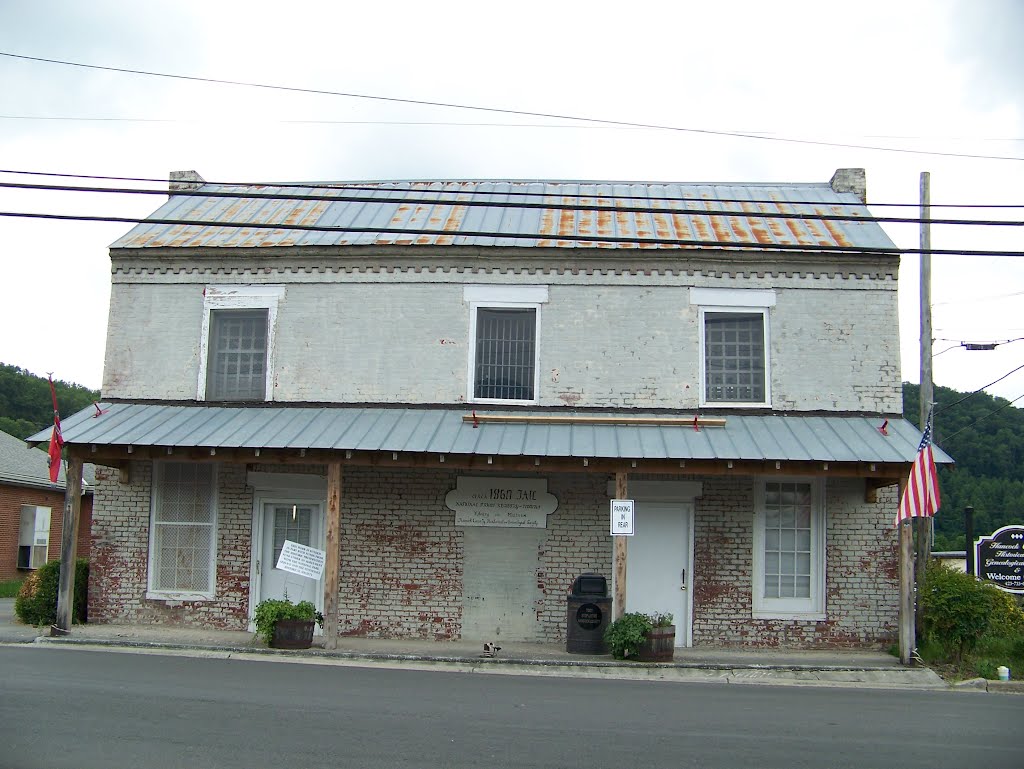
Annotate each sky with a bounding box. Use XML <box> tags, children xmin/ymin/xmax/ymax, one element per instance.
<box><xmin>1</xmin><ymin>0</ymin><xmax>1021</xmax><ymax>414</ymax></box>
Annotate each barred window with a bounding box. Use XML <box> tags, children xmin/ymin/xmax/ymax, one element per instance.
<box><xmin>704</xmin><ymin>311</ymin><xmax>767</xmax><ymax>404</ymax></box>
<box><xmin>473</xmin><ymin>308</ymin><xmax>537</xmax><ymax>401</ymax></box>
<box><xmin>206</xmin><ymin>309</ymin><xmax>268</xmax><ymax>401</ymax></box>
<box><xmin>149</xmin><ymin>463</ymin><xmax>216</xmax><ymax>596</ymax></box>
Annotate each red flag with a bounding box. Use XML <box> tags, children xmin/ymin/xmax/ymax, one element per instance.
<box><xmin>896</xmin><ymin>411</ymin><xmax>940</xmax><ymax>526</ymax></box>
<box><xmin>47</xmin><ymin>375</ymin><xmax>64</xmax><ymax>484</ymax></box>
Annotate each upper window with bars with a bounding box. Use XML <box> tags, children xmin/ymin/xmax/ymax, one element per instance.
<box><xmin>197</xmin><ymin>285</ymin><xmax>283</xmax><ymax>402</ymax></box>
<box><xmin>465</xmin><ymin>285</ymin><xmax>547</xmax><ymax>404</ymax></box>
<box><xmin>473</xmin><ymin>308</ymin><xmax>537</xmax><ymax>401</ymax></box>
<box><xmin>703</xmin><ymin>310</ymin><xmax>768</xmax><ymax>405</ymax></box>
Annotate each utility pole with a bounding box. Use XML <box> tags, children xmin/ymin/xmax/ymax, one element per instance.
<box><xmin>916</xmin><ymin>171</ymin><xmax>933</xmax><ymax>640</ymax></box>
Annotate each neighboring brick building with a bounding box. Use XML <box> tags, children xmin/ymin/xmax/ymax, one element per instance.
<box><xmin>43</xmin><ymin>169</ymin><xmax>950</xmax><ymax>649</ymax></box>
<box><xmin>0</xmin><ymin>430</ymin><xmax>93</xmax><ymax>581</ymax></box>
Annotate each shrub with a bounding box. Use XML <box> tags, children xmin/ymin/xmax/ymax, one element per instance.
<box><xmin>604</xmin><ymin>612</ymin><xmax>652</xmax><ymax>660</ymax></box>
<box><xmin>14</xmin><ymin>559</ymin><xmax>89</xmax><ymax>626</ymax></box>
<box><xmin>919</xmin><ymin>561</ymin><xmax>1004</xmax><ymax>662</ymax></box>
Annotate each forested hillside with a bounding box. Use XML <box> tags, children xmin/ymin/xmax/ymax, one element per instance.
<box><xmin>903</xmin><ymin>382</ymin><xmax>1024</xmax><ymax>550</ymax></box>
<box><xmin>0</xmin><ymin>364</ymin><xmax>100</xmax><ymax>440</ymax></box>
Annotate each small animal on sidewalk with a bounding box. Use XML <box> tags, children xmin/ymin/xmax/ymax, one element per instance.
<box><xmin>479</xmin><ymin>642</ymin><xmax>502</xmax><ymax>658</ymax></box>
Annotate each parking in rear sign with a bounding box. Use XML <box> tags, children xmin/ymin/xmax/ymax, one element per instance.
<box><xmin>610</xmin><ymin>499</ymin><xmax>635</xmax><ymax>536</ymax></box>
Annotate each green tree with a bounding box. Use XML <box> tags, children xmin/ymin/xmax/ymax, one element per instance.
<box><xmin>0</xmin><ymin>364</ymin><xmax>99</xmax><ymax>440</ymax></box>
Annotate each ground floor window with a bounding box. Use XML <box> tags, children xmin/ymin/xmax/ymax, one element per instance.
<box><xmin>17</xmin><ymin>505</ymin><xmax>51</xmax><ymax>569</ymax></box>
<box><xmin>148</xmin><ymin>462</ymin><xmax>217</xmax><ymax>599</ymax></box>
<box><xmin>752</xmin><ymin>478</ymin><xmax>825</xmax><ymax>619</ymax></box>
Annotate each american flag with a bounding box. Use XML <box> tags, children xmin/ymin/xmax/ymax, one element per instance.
<box><xmin>896</xmin><ymin>412</ymin><xmax>941</xmax><ymax>526</ymax></box>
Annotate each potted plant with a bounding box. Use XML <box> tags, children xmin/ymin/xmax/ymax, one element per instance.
<box><xmin>604</xmin><ymin>611</ymin><xmax>675</xmax><ymax>661</ymax></box>
<box><xmin>253</xmin><ymin>598</ymin><xmax>324</xmax><ymax>649</ymax></box>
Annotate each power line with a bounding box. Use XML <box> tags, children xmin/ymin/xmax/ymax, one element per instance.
<box><xmin>3</xmin><ymin>179</ymin><xmax>1022</xmax><ymax>229</ymax></box>
<box><xmin>941</xmin><ymin>393</ymin><xmax>1024</xmax><ymax>440</ymax></box>
<box><xmin>3</xmin><ymin>209</ymin><xmax>1024</xmax><ymax>257</ymax></box>
<box><xmin>3</xmin><ymin>51</ymin><xmax>1022</xmax><ymax>164</ymax></box>
<box><xmin>935</xmin><ymin>362</ymin><xmax>1024</xmax><ymax>415</ymax></box>
<box><xmin>4</xmin><ymin>113</ymin><xmax>1023</xmax><ymax>143</ymax></box>
<box><xmin>4</xmin><ymin>168</ymin><xmax>1023</xmax><ymax>210</ymax></box>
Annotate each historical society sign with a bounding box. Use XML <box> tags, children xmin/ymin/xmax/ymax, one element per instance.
<box><xmin>976</xmin><ymin>525</ymin><xmax>1024</xmax><ymax>594</ymax></box>
<box><xmin>445</xmin><ymin>476</ymin><xmax>559</xmax><ymax>528</ymax></box>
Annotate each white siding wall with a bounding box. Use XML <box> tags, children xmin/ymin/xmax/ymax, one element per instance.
<box><xmin>103</xmin><ymin>262</ymin><xmax>901</xmax><ymax>413</ymax></box>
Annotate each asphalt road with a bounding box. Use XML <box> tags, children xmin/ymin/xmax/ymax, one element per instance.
<box><xmin>0</xmin><ymin>646</ymin><xmax>1017</xmax><ymax>769</ymax></box>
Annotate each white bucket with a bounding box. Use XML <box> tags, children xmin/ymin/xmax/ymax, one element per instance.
<box><xmin>997</xmin><ymin>665</ymin><xmax>1010</xmax><ymax>681</ymax></box>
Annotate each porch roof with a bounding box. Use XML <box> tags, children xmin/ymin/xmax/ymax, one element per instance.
<box><xmin>34</xmin><ymin>403</ymin><xmax>952</xmax><ymax>466</ymax></box>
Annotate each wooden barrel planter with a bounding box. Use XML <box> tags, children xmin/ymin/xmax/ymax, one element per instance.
<box><xmin>270</xmin><ymin>619</ymin><xmax>315</xmax><ymax>649</ymax></box>
<box><xmin>637</xmin><ymin>625</ymin><xmax>675</xmax><ymax>662</ymax></box>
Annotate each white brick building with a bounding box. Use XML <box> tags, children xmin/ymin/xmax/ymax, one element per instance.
<box><xmin>51</xmin><ymin>169</ymin><xmax>949</xmax><ymax>649</ymax></box>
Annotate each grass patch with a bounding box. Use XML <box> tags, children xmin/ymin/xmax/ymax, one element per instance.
<box><xmin>0</xmin><ymin>577</ymin><xmax>25</xmax><ymax>598</ymax></box>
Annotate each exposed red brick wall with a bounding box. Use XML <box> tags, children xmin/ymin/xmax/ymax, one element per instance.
<box><xmin>0</xmin><ymin>482</ymin><xmax>92</xmax><ymax>581</ymax></box>
<box><xmin>89</xmin><ymin>462</ymin><xmax>250</xmax><ymax>629</ymax></box>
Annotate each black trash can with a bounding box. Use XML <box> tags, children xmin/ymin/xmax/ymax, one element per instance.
<box><xmin>566</xmin><ymin>573</ymin><xmax>611</xmax><ymax>654</ymax></box>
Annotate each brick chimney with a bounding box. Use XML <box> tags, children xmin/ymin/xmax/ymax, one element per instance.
<box><xmin>169</xmin><ymin>170</ymin><xmax>206</xmax><ymax>192</ymax></box>
<box><xmin>830</xmin><ymin>168</ymin><xmax>866</xmax><ymax>203</ymax></box>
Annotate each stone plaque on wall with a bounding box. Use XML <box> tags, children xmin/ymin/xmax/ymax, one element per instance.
<box><xmin>445</xmin><ymin>476</ymin><xmax>558</xmax><ymax>528</ymax></box>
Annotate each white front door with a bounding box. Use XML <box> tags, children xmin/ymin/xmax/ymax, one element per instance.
<box><xmin>624</xmin><ymin>501</ymin><xmax>693</xmax><ymax>646</ymax></box>
<box><xmin>257</xmin><ymin>501</ymin><xmax>325</xmax><ymax>615</ymax></box>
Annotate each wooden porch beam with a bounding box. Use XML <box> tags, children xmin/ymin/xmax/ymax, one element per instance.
<box><xmin>898</xmin><ymin>477</ymin><xmax>915</xmax><ymax>666</ymax></box>
<box><xmin>323</xmin><ymin>462</ymin><xmax>343</xmax><ymax>650</ymax></box>
<box><xmin>613</xmin><ymin>471</ymin><xmax>628</xmax><ymax>621</ymax></box>
<box><xmin>51</xmin><ymin>456</ymin><xmax>83</xmax><ymax>636</ymax></box>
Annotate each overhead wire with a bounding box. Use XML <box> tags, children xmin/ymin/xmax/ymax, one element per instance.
<box><xmin>941</xmin><ymin>393</ymin><xmax>1024</xmax><ymax>440</ymax></box>
<box><xmin>2</xmin><ymin>209</ymin><xmax>1023</xmax><ymax>257</ymax></box>
<box><xmin>2</xmin><ymin>179</ymin><xmax>1022</xmax><ymax>230</ymax></box>
<box><xmin>2</xmin><ymin>51</ymin><xmax>1022</xmax><ymax>163</ymax></box>
<box><xmin>935</xmin><ymin>362</ymin><xmax>1024</xmax><ymax>415</ymax></box>
<box><xmin>3</xmin><ymin>168</ymin><xmax>1023</xmax><ymax>210</ymax></box>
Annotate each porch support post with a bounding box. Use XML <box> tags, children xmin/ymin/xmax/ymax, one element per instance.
<box><xmin>323</xmin><ymin>461</ymin><xmax>343</xmax><ymax>650</ymax></box>
<box><xmin>898</xmin><ymin>478</ymin><xmax>915</xmax><ymax>666</ymax></box>
<box><xmin>51</xmin><ymin>455</ymin><xmax>83</xmax><ymax>636</ymax></box>
<box><xmin>613</xmin><ymin>470</ymin><xmax>628</xmax><ymax>620</ymax></box>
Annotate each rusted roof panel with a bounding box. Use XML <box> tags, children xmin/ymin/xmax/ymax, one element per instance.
<box><xmin>37</xmin><ymin>404</ymin><xmax>951</xmax><ymax>466</ymax></box>
<box><xmin>110</xmin><ymin>179</ymin><xmax>896</xmax><ymax>252</ymax></box>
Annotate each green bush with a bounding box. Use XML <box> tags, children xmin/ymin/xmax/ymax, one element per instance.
<box><xmin>604</xmin><ymin>612</ymin><xmax>652</xmax><ymax>660</ymax></box>
<box><xmin>919</xmin><ymin>561</ymin><xmax>1020</xmax><ymax>662</ymax></box>
<box><xmin>14</xmin><ymin>559</ymin><xmax>89</xmax><ymax>626</ymax></box>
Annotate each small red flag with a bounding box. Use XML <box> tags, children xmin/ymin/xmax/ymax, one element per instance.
<box><xmin>47</xmin><ymin>375</ymin><xmax>64</xmax><ymax>483</ymax></box>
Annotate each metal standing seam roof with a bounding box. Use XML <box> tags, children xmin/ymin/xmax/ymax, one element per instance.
<box><xmin>36</xmin><ymin>404</ymin><xmax>952</xmax><ymax>466</ymax></box>
<box><xmin>108</xmin><ymin>179</ymin><xmax>898</xmax><ymax>253</ymax></box>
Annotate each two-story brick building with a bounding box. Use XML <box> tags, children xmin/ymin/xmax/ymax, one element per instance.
<box><xmin>43</xmin><ymin>168</ymin><xmax>950</xmax><ymax>649</ymax></box>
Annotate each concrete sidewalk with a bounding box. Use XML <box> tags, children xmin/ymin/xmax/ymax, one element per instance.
<box><xmin>1</xmin><ymin>598</ymin><xmax>961</xmax><ymax>689</ymax></box>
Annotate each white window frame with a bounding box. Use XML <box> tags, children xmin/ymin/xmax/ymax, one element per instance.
<box><xmin>197</xmin><ymin>285</ymin><xmax>284</xmax><ymax>401</ymax></box>
<box><xmin>147</xmin><ymin>462</ymin><xmax>218</xmax><ymax>601</ymax></box>
<box><xmin>692</xmin><ymin>288</ymin><xmax>775</xmax><ymax>408</ymax></box>
<box><xmin>465</xmin><ymin>285</ymin><xmax>548</xmax><ymax>405</ymax></box>
<box><xmin>18</xmin><ymin>505</ymin><xmax>51</xmax><ymax>569</ymax></box>
<box><xmin>752</xmin><ymin>477</ymin><xmax>826</xmax><ymax>620</ymax></box>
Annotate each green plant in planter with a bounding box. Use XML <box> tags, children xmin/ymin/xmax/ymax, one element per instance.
<box><xmin>604</xmin><ymin>611</ymin><xmax>674</xmax><ymax>659</ymax></box>
<box><xmin>253</xmin><ymin>598</ymin><xmax>324</xmax><ymax>646</ymax></box>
